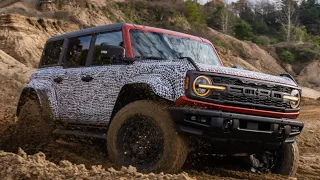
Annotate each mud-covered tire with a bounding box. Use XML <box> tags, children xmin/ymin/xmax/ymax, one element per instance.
<box><xmin>15</xmin><ymin>98</ymin><xmax>55</xmax><ymax>153</ymax></box>
<box><xmin>107</xmin><ymin>100</ymin><xmax>189</xmax><ymax>173</ymax></box>
<box><xmin>272</xmin><ymin>142</ymin><xmax>299</xmax><ymax>176</ymax></box>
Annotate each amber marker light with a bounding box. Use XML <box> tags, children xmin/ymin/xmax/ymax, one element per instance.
<box><xmin>185</xmin><ymin>76</ymin><xmax>189</xmax><ymax>90</ymax></box>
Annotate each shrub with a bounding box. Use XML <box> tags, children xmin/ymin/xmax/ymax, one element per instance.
<box><xmin>280</xmin><ymin>25</ymin><xmax>308</xmax><ymax>42</ymax></box>
<box><xmin>184</xmin><ymin>0</ymin><xmax>204</xmax><ymax>26</ymax></box>
<box><xmin>276</xmin><ymin>42</ymin><xmax>320</xmax><ymax>64</ymax></box>
<box><xmin>117</xmin><ymin>0</ymin><xmax>185</xmax><ymax>26</ymax></box>
<box><xmin>309</xmin><ymin>35</ymin><xmax>320</xmax><ymax>46</ymax></box>
<box><xmin>297</xmin><ymin>47</ymin><xmax>320</xmax><ymax>61</ymax></box>
<box><xmin>279</xmin><ymin>50</ymin><xmax>295</xmax><ymax>63</ymax></box>
<box><xmin>233</xmin><ymin>20</ymin><xmax>253</xmax><ymax>41</ymax></box>
<box><xmin>252</xmin><ymin>35</ymin><xmax>271</xmax><ymax>46</ymax></box>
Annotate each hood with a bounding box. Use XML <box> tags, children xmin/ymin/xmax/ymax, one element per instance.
<box><xmin>133</xmin><ymin>59</ymin><xmax>298</xmax><ymax>87</ymax></box>
<box><xmin>197</xmin><ymin>63</ymin><xmax>298</xmax><ymax>87</ymax></box>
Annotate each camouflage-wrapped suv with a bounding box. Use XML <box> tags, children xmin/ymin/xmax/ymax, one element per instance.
<box><xmin>16</xmin><ymin>23</ymin><xmax>303</xmax><ymax>175</ymax></box>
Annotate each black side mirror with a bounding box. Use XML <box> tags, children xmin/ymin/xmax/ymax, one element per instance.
<box><xmin>101</xmin><ymin>44</ymin><xmax>125</xmax><ymax>60</ymax></box>
<box><xmin>232</xmin><ymin>65</ymin><xmax>244</xmax><ymax>70</ymax></box>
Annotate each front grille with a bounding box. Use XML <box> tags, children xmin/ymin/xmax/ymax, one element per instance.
<box><xmin>207</xmin><ymin>75</ymin><xmax>293</xmax><ymax>111</ymax></box>
<box><xmin>210</xmin><ymin>76</ymin><xmax>292</xmax><ymax>93</ymax></box>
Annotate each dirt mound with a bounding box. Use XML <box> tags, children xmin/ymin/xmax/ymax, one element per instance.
<box><xmin>0</xmin><ymin>50</ymin><xmax>33</xmax><ymax>116</ymax></box>
<box><xmin>297</xmin><ymin>60</ymin><xmax>320</xmax><ymax>91</ymax></box>
<box><xmin>0</xmin><ymin>149</ymin><xmax>194</xmax><ymax>180</ymax></box>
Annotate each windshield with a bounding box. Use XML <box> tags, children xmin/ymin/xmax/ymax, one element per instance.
<box><xmin>129</xmin><ymin>29</ymin><xmax>221</xmax><ymax>66</ymax></box>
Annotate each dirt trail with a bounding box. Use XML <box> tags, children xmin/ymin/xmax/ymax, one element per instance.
<box><xmin>296</xmin><ymin>101</ymin><xmax>320</xmax><ymax>179</ymax></box>
<box><xmin>301</xmin><ymin>87</ymin><xmax>320</xmax><ymax>100</ymax></box>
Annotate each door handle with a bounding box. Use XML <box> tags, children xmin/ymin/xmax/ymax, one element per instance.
<box><xmin>81</xmin><ymin>75</ymin><xmax>93</xmax><ymax>82</ymax></box>
<box><xmin>53</xmin><ymin>77</ymin><xmax>63</xmax><ymax>83</ymax></box>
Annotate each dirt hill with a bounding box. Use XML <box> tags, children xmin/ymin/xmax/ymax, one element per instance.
<box><xmin>297</xmin><ymin>60</ymin><xmax>320</xmax><ymax>91</ymax></box>
<box><xmin>207</xmin><ymin>28</ymin><xmax>287</xmax><ymax>75</ymax></box>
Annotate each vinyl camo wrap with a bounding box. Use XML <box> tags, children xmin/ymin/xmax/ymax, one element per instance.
<box><xmin>24</xmin><ymin>60</ymin><xmax>297</xmax><ymax>125</ymax></box>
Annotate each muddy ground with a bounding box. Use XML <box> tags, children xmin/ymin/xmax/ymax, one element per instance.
<box><xmin>0</xmin><ymin>99</ymin><xmax>319</xmax><ymax>179</ymax></box>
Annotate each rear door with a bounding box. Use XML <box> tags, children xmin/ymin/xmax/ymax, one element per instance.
<box><xmin>55</xmin><ymin>31</ymin><xmax>124</xmax><ymax>125</ymax></box>
<box><xmin>55</xmin><ymin>34</ymin><xmax>95</xmax><ymax>123</ymax></box>
<box><xmin>32</xmin><ymin>39</ymin><xmax>65</xmax><ymax>121</ymax></box>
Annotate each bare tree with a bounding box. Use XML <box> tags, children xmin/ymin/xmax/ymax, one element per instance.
<box><xmin>278</xmin><ymin>0</ymin><xmax>299</xmax><ymax>42</ymax></box>
<box><xmin>219</xmin><ymin>0</ymin><xmax>232</xmax><ymax>34</ymax></box>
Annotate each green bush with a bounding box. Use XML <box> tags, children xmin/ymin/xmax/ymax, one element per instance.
<box><xmin>309</xmin><ymin>35</ymin><xmax>320</xmax><ymax>46</ymax></box>
<box><xmin>297</xmin><ymin>47</ymin><xmax>320</xmax><ymax>61</ymax></box>
<box><xmin>278</xmin><ymin>50</ymin><xmax>295</xmax><ymax>63</ymax></box>
<box><xmin>184</xmin><ymin>0</ymin><xmax>205</xmax><ymax>26</ymax></box>
<box><xmin>252</xmin><ymin>35</ymin><xmax>271</xmax><ymax>46</ymax></box>
<box><xmin>276</xmin><ymin>43</ymin><xmax>320</xmax><ymax>64</ymax></box>
<box><xmin>233</xmin><ymin>20</ymin><xmax>254</xmax><ymax>41</ymax></box>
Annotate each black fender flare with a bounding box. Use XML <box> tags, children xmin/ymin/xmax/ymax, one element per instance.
<box><xmin>16</xmin><ymin>87</ymin><xmax>53</xmax><ymax>119</ymax></box>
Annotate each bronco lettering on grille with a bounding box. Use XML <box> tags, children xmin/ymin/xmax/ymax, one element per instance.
<box><xmin>228</xmin><ymin>85</ymin><xmax>283</xmax><ymax>100</ymax></box>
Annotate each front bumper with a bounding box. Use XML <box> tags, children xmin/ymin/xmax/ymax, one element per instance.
<box><xmin>171</xmin><ymin>107</ymin><xmax>304</xmax><ymax>146</ymax></box>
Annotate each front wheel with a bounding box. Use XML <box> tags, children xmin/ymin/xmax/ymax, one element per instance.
<box><xmin>272</xmin><ymin>142</ymin><xmax>299</xmax><ymax>176</ymax></box>
<box><xmin>107</xmin><ymin>100</ymin><xmax>189</xmax><ymax>173</ymax></box>
<box><xmin>250</xmin><ymin>142</ymin><xmax>299</xmax><ymax>176</ymax></box>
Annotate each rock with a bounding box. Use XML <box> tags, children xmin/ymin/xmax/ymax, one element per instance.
<box><xmin>59</xmin><ymin>160</ymin><xmax>73</xmax><ymax>168</ymax></box>
<box><xmin>107</xmin><ymin>167</ymin><xmax>118</xmax><ymax>174</ymax></box>
<box><xmin>17</xmin><ymin>148</ymin><xmax>27</xmax><ymax>159</ymax></box>
<box><xmin>120</xmin><ymin>166</ymin><xmax>128</xmax><ymax>172</ymax></box>
<box><xmin>288</xmin><ymin>177</ymin><xmax>297</xmax><ymax>180</ymax></box>
<box><xmin>127</xmin><ymin>165</ymin><xmax>137</xmax><ymax>174</ymax></box>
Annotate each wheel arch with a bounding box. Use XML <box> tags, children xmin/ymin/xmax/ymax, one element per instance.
<box><xmin>110</xmin><ymin>83</ymin><xmax>173</xmax><ymax>123</ymax></box>
<box><xmin>16</xmin><ymin>87</ymin><xmax>52</xmax><ymax>118</ymax></box>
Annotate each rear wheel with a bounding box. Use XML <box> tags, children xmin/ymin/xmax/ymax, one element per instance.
<box><xmin>107</xmin><ymin>100</ymin><xmax>189</xmax><ymax>173</ymax></box>
<box><xmin>15</xmin><ymin>98</ymin><xmax>55</xmax><ymax>153</ymax></box>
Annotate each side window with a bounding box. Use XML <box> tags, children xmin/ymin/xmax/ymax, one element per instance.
<box><xmin>65</xmin><ymin>35</ymin><xmax>92</xmax><ymax>68</ymax></box>
<box><xmin>92</xmin><ymin>31</ymin><xmax>123</xmax><ymax>65</ymax></box>
<box><xmin>40</xmin><ymin>40</ymin><xmax>64</xmax><ymax>67</ymax></box>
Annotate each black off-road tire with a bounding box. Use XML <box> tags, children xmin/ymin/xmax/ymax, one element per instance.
<box><xmin>15</xmin><ymin>98</ymin><xmax>55</xmax><ymax>153</ymax></box>
<box><xmin>107</xmin><ymin>100</ymin><xmax>189</xmax><ymax>173</ymax></box>
<box><xmin>272</xmin><ymin>142</ymin><xmax>299</xmax><ymax>176</ymax></box>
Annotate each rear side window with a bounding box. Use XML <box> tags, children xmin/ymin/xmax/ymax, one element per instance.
<box><xmin>40</xmin><ymin>40</ymin><xmax>64</xmax><ymax>66</ymax></box>
<box><xmin>92</xmin><ymin>31</ymin><xmax>123</xmax><ymax>65</ymax></box>
<box><xmin>65</xmin><ymin>35</ymin><xmax>92</xmax><ymax>68</ymax></box>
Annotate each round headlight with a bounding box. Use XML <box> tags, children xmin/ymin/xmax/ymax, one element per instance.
<box><xmin>290</xmin><ymin>89</ymin><xmax>301</xmax><ymax>109</ymax></box>
<box><xmin>192</xmin><ymin>76</ymin><xmax>212</xmax><ymax>97</ymax></box>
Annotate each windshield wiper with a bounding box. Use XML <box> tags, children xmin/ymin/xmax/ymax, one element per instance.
<box><xmin>135</xmin><ymin>56</ymin><xmax>166</xmax><ymax>60</ymax></box>
<box><xmin>179</xmin><ymin>57</ymin><xmax>200</xmax><ymax>71</ymax></box>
